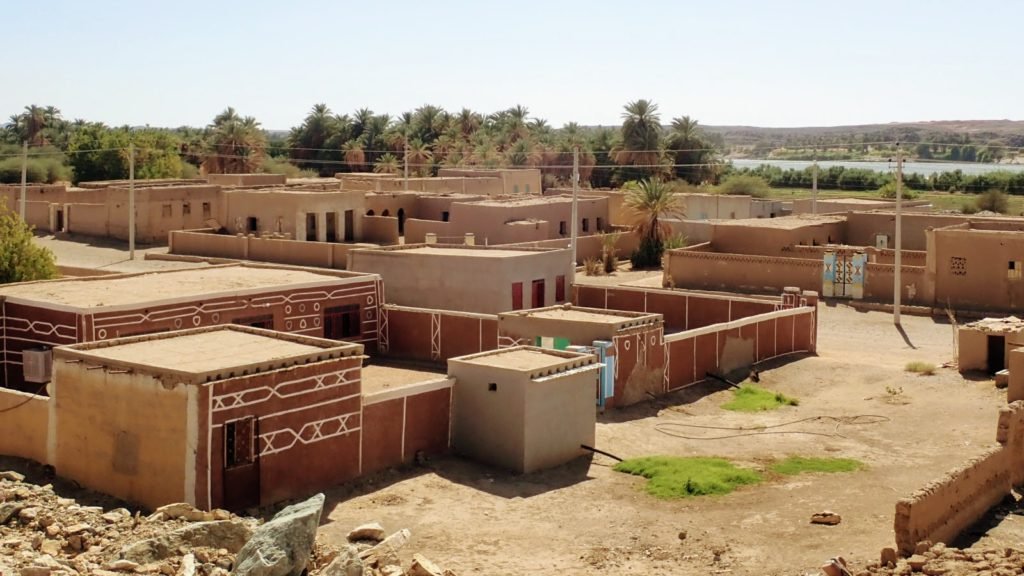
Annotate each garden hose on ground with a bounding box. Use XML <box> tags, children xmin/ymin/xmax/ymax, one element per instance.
<box><xmin>654</xmin><ymin>415</ymin><xmax>890</xmax><ymax>440</ymax></box>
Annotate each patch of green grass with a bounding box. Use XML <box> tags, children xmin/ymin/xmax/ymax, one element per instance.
<box><xmin>905</xmin><ymin>361</ymin><xmax>937</xmax><ymax>375</ymax></box>
<box><xmin>770</xmin><ymin>456</ymin><xmax>864</xmax><ymax>476</ymax></box>
<box><xmin>614</xmin><ymin>456</ymin><xmax>762</xmax><ymax>499</ymax></box>
<box><xmin>721</xmin><ymin>384</ymin><xmax>799</xmax><ymax>412</ymax></box>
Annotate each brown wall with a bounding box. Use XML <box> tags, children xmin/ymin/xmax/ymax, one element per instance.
<box><xmin>842</xmin><ymin>212</ymin><xmax>1008</xmax><ymax>251</ymax></box>
<box><xmin>0</xmin><ymin>389</ymin><xmax>49</xmax><ymax>464</ymax></box>
<box><xmin>378</xmin><ymin>306</ymin><xmax>498</xmax><ymax>364</ymax></box>
<box><xmin>170</xmin><ymin>230</ymin><xmax>249</xmax><ymax>260</ymax></box>
<box><xmin>665</xmin><ymin>248</ymin><xmax>824</xmax><ymax>295</ymax></box>
<box><xmin>507</xmin><ymin>232</ymin><xmax>640</xmax><ymax>265</ymax></box>
<box><xmin>206</xmin><ymin>174</ymin><xmax>286</xmax><ymax>187</ymax></box>
<box><xmin>932</xmin><ymin>228</ymin><xmax>1024</xmax><ymax>311</ymax></box>
<box><xmin>361</xmin><ymin>381</ymin><xmax>453</xmax><ymax>475</ymax></box>
<box><xmin>1</xmin><ymin>301</ymin><xmax>78</xmax><ymax>391</ymax></box>
<box><xmin>404</xmin><ymin>218</ymin><xmax>452</xmax><ymax>244</ymax></box>
<box><xmin>361</xmin><ymin>216</ymin><xmax>400</xmax><ymax>244</ymax></box>
<box><xmin>206</xmin><ymin>356</ymin><xmax>362</xmax><ymax>508</ymax></box>
<box><xmin>350</xmin><ymin>247</ymin><xmax>574</xmax><ymax>314</ymax></box>
<box><xmin>712</xmin><ymin>219</ymin><xmax>847</xmax><ymax>256</ymax></box>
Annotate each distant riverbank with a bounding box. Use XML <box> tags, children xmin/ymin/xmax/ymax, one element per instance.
<box><xmin>729</xmin><ymin>158</ymin><xmax>1024</xmax><ymax>177</ymax></box>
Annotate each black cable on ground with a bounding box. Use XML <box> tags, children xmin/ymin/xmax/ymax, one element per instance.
<box><xmin>654</xmin><ymin>415</ymin><xmax>890</xmax><ymax>440</ymax></box>
<box><xmin>580</xmin><ymin>444</ymin><xmax>624</xmax><ymax>462</ymax></box>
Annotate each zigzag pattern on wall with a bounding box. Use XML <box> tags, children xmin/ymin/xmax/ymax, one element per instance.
<box><xmin>259</xmin><ymin>412</ymin><xmax>360</xmax><ymax>456</ymax></box>
<box><xmin>211</xmin><ymin>367</ymin><xmax>360</xmax><ymax>412</ymax></box>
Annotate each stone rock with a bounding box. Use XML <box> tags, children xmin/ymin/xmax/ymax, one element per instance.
<box><xmin>154</xmin><ymin>504</ymin><xmax>211</xmax><ymax>523</ymax></box>
<box><xmin>0</xmin><ymin>502</ymin><xmax>25</xmax><ymax>524</ymax></box>
<box><xmin>45</xmin><ymin>525</ymin><xmax>62</xmax><ymax>538</ymax></box>
<box><xmin>358</xmin><ymin>529</ymin><xmax>411</xmax><ymax>564</ymax></box>
<box><xmin>19</xmin><ymin>507</ymin><xmax>40</xmax><ymax>523</ymax></box>
<box><xmin>922</xmin><ymin>561</ymin><xmax>951</xmax><ymax>575</ymax></box>
<box><xmin>92</xmin><ymin>570</ymin><xmax>122</xmax><ymax>576</ymax></box>
<box><xmin>40</xmin><ymin>540</ymin><xmax>61</xmax><ymax>556</ymax></box>
<box><xmin>178</xmin><ymin>553</ymin><xmax>196</xmax><ymax>576</ymax></box>
<box><xmin>677</xmin><ymin>530</ymin><xmax>687</xmax><ymax>541</ymax></box>
<box><xmin>212</xmin><ymin>510</ymin><xmax>232</xmax><ymax>521</ymax></box>
<box><xmin>320</xmin><ymin>546</ymin><xmax>362</xmax><ymax>576</ymax></box>
<box><xmin>810</xmin><ymin>511</ymin><xmax>842</xmax><ymax>526</ymax></box>
<box><xmin>104</xmin><ymin>560</ymin><xmax>140</xmax><ymax>572</ymax></box>
<box><xmin>65</xmin><ymin>524</ymin><xmax>93</xmax><ymax>536</ymax></box>
<box><xmin>38</xmin><ymin>515</ymin><xmax>55</xmax><ymax>528</ymax></box>
<box><xmin>881</xmin><ymin>547</ymin><xmax>898</xmax><ymax>567</ymax></box>
<box><xmin>379</xmin><ymin>567</ymin><xmax>402</xmax><ymax>576</ymax></box>
<box><xmin>67</xmin><ymin>535</ymin><xmax>84</xmax><ymax>552</ymax></box>
<box><xmin>21</xmin><ymin>566</ymin><xmax>52</xmax><ymax>576</ymax></box>
<box><xmin>231</xmin><ymin>493</ymin><xmax>324</xmax><ymax>576</ymax></box>
<box><xmin>346</xmin><ymin>523</ymin><xmax>386</xmax><ymax>543</ymax></box>
<box><xmin>102</xmin><ymin>510</ymin><xmax>130</xmax><ymax>524</ymax></box>
<box><xmin>915</xmin><ymin>541</ymin><xmax>934</xmax><ymax>555</ymax></box>
<box><xmin>120</xmin><ymin>520</ymin><xmax>252</xmax><ymax>564</ymax></box>
<box><xmin>408</xmin><ymin>554</ymin><xmax>444</xmax><ymax>576</ymax></box>
<box><xmin>0</xmin><ymin>471</ymin><xmax>25</xmax><ymax>482</ymax></box>
<box><xmin>908</xmin><ymin>555</ymin><xmax>928</xmax><ymax>571</ymax></box>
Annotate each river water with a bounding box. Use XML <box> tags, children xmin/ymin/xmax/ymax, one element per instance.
<box><xmin>729</xmin><ymin>158</ymin><xmax>1024</xmax><ymax>177</ymax></box>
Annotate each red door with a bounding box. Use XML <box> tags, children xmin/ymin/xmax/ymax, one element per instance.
<box><xmin>532</xmin><ymin>279</ymin><xmax>545</xmax><ymax>308</ymax></box>
<box><xmin>511</xmin><ymin>282</ymin><xmax>523</xmax><ymax>310</ymax></box>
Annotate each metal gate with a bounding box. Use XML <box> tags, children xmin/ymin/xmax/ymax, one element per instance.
<box><xmin>823</xmin><ymin>250</ymin><xmax>865</xmax><ymax>299</ymax></box>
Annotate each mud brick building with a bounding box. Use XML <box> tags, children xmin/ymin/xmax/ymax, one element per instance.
<box><xmin>0</xmin><ymin>263</ymin><xmax>384</xmax><ymax>391</ymax></box>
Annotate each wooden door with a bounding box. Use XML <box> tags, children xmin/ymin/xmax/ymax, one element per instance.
<box><xmin>223</xmin><ymin>416</ymin><xmax>260</xmax><ymax>511</ymax></box>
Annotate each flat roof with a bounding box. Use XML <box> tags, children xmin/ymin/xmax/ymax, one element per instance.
<box><xmin>0</xmin><ymin>265</ymin><xmax>346</xmax><ymax>310</ymax></box>
<box><xmin>714</xmin><ymin>214</ymin><xmax>846</xmax><ymax>230</ymax></box>
<box><xmin>398</xmin><ymin>246</ymin><xmax>543</xmax><ymax>258</ymax></box>
<box><xmin>361</xmin><ymin>363</ymin><xmax>447</xmax><ymax>395</ymax></box>
<box><xmin>459</xmin><ymin>348</ymin><xmax>577</xmax><ymax>371</ymax></box>
<box><xmin>82</xmin><ymin>330</ymin><xmax>323</xmax><ymax>374</ymax></box>
<box><xmin>818</xmin><ymin>198</ymin><xmax>892</xmax><ymax>205</ymax></box>
<box><xmin>525</xmin><ymin>308</ymin><xmax>638</xmax><ymax>324</ymax></box>
<box><xmin>470</xmin><ymin>196</ymin><xmax>582</xmax><ymax>207</ymax></box>
<box><xmin>57</xmin><ymin>325</ymin><xmax>363</xmax><ymax>383</ymax></box>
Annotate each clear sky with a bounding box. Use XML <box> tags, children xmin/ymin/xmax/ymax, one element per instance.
<box><xmin>4</xmin><ymin>0</ymin><xmax>1021</xmax><ymax>130</ymax></box>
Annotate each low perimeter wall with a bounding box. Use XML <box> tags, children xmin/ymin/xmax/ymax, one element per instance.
<box><xmin>0</xmin><ymin>389</ymin><xmax>49</xmax><ymax>464</ymax></box>
<box><xmin>378</xmin><ymin>305</ymin><xmax>499</xmax><ymax>364</ymax></box>
<box><xmin>894</xmin><ymin>401</ymin><xmax>1024</xmax><ymax>555</ymax></box>
<box><xmin>169</xmin><ymin>229</ymin><xmax>378</xmax><ymax>270</ymax></box>
<box><xmin>361</xmin><ymin>378</ymin><xmax>453</xmax><ymax>475</ymax></box>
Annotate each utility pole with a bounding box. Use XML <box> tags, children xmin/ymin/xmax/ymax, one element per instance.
<box><xmin>19</xmin><ymin>141</ymin><xmax>27</xmax><ymax>221</ymax></box>
<box><xmin>571</xmin><ymin>146</ymin><xmax>580</xmax><ymax>279</ymax></box>
<box><xmin>403</xmin><ymin>143</ymin><xmax>409</xmax><ymax>190</ymax></box>
<box><xmin>128</xmin><ymin>143</ymin><xmax>136</xmax><ymax>260</ymax></box>
<box><xmin>811</xmin><ymin>150</ymin><xmax>818</xmax><ymax>215</ymax></box>
<box><xmin>893</xmin><ymin>143</ymin><xmax>903</xmax><ymax>325</ymax></box>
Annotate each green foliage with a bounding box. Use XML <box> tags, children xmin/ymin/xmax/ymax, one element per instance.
<box><xmin>625</xmin><ymin>179</ymin><xmax>682</xmax><ymax>269</ymax></box>
<box><xmin>719</xmin><ymin>174</ymin><xmax>770</xmax><ymax>198</ymax></box>
<box><xmin>770</xmin><ymin>457</ymin><xmax>864</xmax><ymax>476</ymax></box>
<box><xmin>976</xmin><ymin>189</ymin><xmax>1009</xmax><ymax>213</ymax></box>
<box><xmin>904</xmin><ymin>361</ymin><xmax>937</xmax><ymax>375</ymax></box>
<box><xmin>600</xmin><ymin>233</ymin><xmax>618</xmax><ymax>274</ymax></box>
<box><xmin>961</xmin><ymin>202</ymin><xmax>979</xmax><ymax>214</ymax></box>
<box><xmin>261</xmin><ymin>157</ymin><xmax>314</xmax><ymax>179</ymax></box>
<box><xmin>0</xmin><ymin>203</ymin><xmax>57</xmax><ymax>284</ymax></box>
<box><xmin>67</xmin><ymin>124</ymin><xmax>130</xmax><ymax>183</ymax></box>
<box><xmin>0</xmin><ymin>154</ymin><xmax>70</xmax><ymax>184</ymax></box>
<box><xmin>663</xmin><ymin>234</ymin><xmax>688</xmax><ymax>250</ymax></box>
<box><xmin>722</xmin><ymin>384</ymin><xmax>799</xmax><ymax>412</ymax></box>
<box><xmin>614</xmin><ymin>456</ymin><xmax>762</xmax><ymax>499</ymax></box>
<box><xmin>878</xmin><ymin>181</ymin><xmax>919</xmax><ymax>200</ymax></box>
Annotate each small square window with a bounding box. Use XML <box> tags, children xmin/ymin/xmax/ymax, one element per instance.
<box><xmin>183</xmin><ymin>203</ymin><xmax>191</xmax><ymax>216</ymax></box>
<box><xmin>950</xmin><ymin>256</ymin><xmax>967</xmax><ymax>276</ymax></box>
<box><xmin>202</xmin><ymin>202</ymin><xmax>211</xmax><ymax>218</ymax></box>
<box><xmin>1010</xmin><ymin>261</ymin><xmax>1022</xmax><ymax>280</ymax></box>
<box><xmin>161</xmin><ymin>204</ymin><xmax>172</xmax><ymax>218</ymax></box>
<box><xmin>559</xmin><ymin>221</ymin><xmax>567</xmax><ymax>235</ymax></box>
<box><xmin>582</xmin><ymin>218</ymin><xmax>589</xmax><ymax>232</ymax></box>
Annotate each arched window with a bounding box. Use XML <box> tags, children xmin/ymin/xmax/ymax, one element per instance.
<box><xmin>366</xmin><ymin>209</ymin><xmax>375</xmax><ymax>216</ymax></box>
<box><xmin>382</xmin><ymin>209</ymin><xmax>391</xmax><ymax>217</ymax></box>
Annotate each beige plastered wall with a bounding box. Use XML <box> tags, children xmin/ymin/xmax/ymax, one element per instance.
<box><xmin>681</xmin><ymin>194</ymin><xmax>752</xmax><ymax>220</ymax></box>
<box><xmin>223</xmin><ymin>189</ymin><xmax>365</xmax><ymax>242</ymax></box>
<box><xmin>711</xmin><ymin>219</ymin><xmax>847</xmax><ymax>256</ymax></box>
<box><xmin>932</xmin><ymin>228</ymin><xmax>1024</xmax><ymax>311</ymax></box>
<box><xmin>206</xmin><ymin>174</ymin><xmax>286</xmax><ymax>186</ymax></box>
<box><xmin>448</xmin><ymin>361</ymin><xmax>527</xmax><ymax>472</ymax></box>
<box><xmin>51</xmin><ymin>362</ymin><xmax>194</xmax><ymax>509</ymax></box>
<box><xmin>522</xmin><ymin>368</ymin><xmax>598</xmax><ymax>472</ymax></box>
<box><xmin>0</xmin><ymin>389</ymin><xmax>49</xmax><ymax>464</ymax></box>
<box><xmin>497</xmin><ymin>314</ymin><xmax>622</xmax><ymax>346</ymax></box>
<box><xmin>349</xmin><ymin>248</ymin><xmax>574</xmax><ymax>314</ymax></box>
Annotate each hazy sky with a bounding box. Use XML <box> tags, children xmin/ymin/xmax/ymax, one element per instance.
<box><xmin>4</xmin><ymin>0</ymin><xmax>1020</xmax><ymax>130</ymax></box>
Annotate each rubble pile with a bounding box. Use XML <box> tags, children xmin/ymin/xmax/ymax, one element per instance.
<box><xmin>846</xmin><ymin>542</ymin><xmax>1024</xmax><ymax>576</ymax></box>
<box><xmin>0</xmin><ymin>472</ymin><xmax>455</xmax><ymax>576</ymax></box>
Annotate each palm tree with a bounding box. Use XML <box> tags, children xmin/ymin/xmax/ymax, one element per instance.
<box><xmin>406</xmin><ymin>139</ymin><xmax>434</xmax><ymax>176</ymax></box>
<box><xmin>667</xmin><ymin>115</ymin><xmax>719</xmax><ymax>184</ymax></box>
<box><xmin>624</xmin><ymin>179</ymin><xmax>683</xmax><ymax>268</ymax></box>
<box><xmin>342</xmin><ymin>140</ymin><xmax>366</xmax><ymax>172</ymax></box>
<box><xmin>373</xmin><ymin>153</ymin><xmax>400</xmax><ymax>175</ymax></box>
<box><xmin>203</xmin><ymin>109</ymin><xmax>266</xmax><ymax>173</ymax></box>
<box><xmin>614</xmin><ymin>99</ymin><xmax>665</xmax><ymax>181</ymax></box>
<box><xmin>455</xmin><ymin>108</ymin><xmax>482</xmax><ymax>140</ymax></box>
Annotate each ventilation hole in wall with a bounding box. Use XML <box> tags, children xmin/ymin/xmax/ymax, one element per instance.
<box><xmin>488</xmin><ymin>383</ymin><xmax>498</xmax><ymax>392</ymax></box>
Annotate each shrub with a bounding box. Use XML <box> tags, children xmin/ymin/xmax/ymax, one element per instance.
<box><xmin>584</xmin><ymin>257</ymin><xmax>603</xmax><ymax>276</ymax></box>
<box><xmin>961</xmin><ymin>202</ymin><xmax>979</xmax><ymax>215</ymax></box>
<box><xmin>878</xmin><ymin>181</ymin><xmax>918</xmax><ymax>200</ymax></box>
<box><xmin>663</xmin><ymin>234</ymin><xmax>688</xmax><ymax>250</ymax></box>
<box><xmin>614</xmin><ymin>456</ymin><xmax>762</xmax><ymax>499</ymax></box>
<box><xmin>719</xmin><ymin>174</ymin><xmax>770</xmax><ymax>198</ymax></box>
<box><xmin>0</xmin><ymin>203</ymin><xmax>58</xmax><ymax>284</ymax></box>
<box><xmin>722</xmin><ymin>384</ymin><xmax>799</xmax><ymax>411</ymax></box>
<box><xmin>904</xmin><ymin>361</ymin><xmax>937</xmax><ymax>375</ymax></box>
<box><xmin>976</xmin><ymin>189</ymin><xmax>1009</xmax><ymax>213</ymax></box>
<box><xmin>600</xmin><ymin>233</ymin><xmax>618</xmax><ymax>274</ymax></box>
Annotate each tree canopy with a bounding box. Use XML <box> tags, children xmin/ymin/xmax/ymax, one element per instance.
<box><xmin>0</xmin><ymin>203</ymin><xmax>58</xmax><ymax>284</ymax></box>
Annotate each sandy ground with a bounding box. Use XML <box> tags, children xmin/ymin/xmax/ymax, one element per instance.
<box><xmin>317</xmin><ymin>304</ymin><xmax>1009</xmax><ymax>575</ymax></box>
<box><xmin>34</xmin><ymin>233</ymin><xmax>204</xmax><ymax>274</ymax></box>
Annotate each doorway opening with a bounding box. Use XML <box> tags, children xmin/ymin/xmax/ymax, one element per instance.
<box><xmin>326</xmin><ymin>212</ymin><xmax>338</xmax><ymax>242</ymax></box>
<box><xmin>987</xmin><ymin>335</ymin><xmax>1006</xmax><ymax>374</ymax></box>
